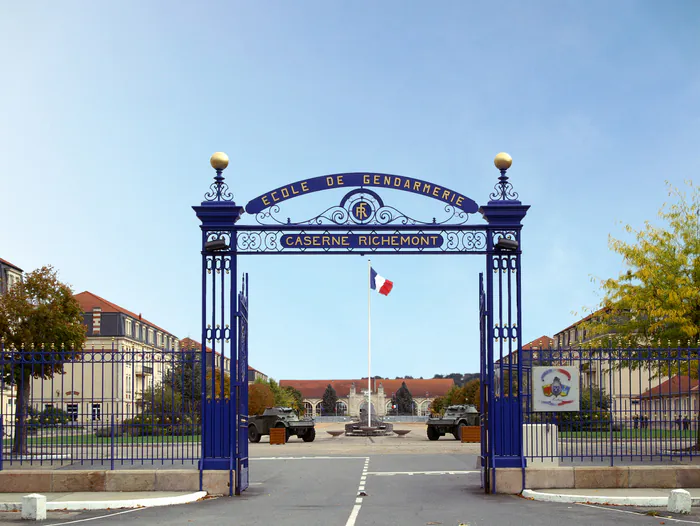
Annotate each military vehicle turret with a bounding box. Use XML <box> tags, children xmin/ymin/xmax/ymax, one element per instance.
<box><xmin>248</xmin><ymin>407</ymin><xmax>316</xmax><ymax>443</ymax></box>
<box><xmin>426</xmin><ymin>404</ymin><xmax>479</xmax><ymax>440</ymax></box>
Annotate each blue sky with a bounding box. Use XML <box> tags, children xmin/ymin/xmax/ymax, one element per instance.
<box><xmin>2</xmin><ymin>1</ymin><xmax>699</xmax><ymax>381</ymax></box>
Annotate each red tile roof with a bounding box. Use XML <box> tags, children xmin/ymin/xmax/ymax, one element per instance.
<box><xmin>0</xmin><ymin>258</ymin><xmax>23</xmax><ymax>272</ymax></box>
<box><xmin>523</xmin><ymin>336</ymin><xmax>554</xmax><ymax>350</ymax></box>
<box><xmin>280</xmin><ymin>378</ymin><xmax>454</xmax><ymax>399</ymax></box>
<box><xmin>74</xmin><ymin>291</ymin><xmax>175</xmax><ymax>336</ymax></box>
<box><xmin>639</xmin><ymin>375</ymin><xmax>699</xmax><ymax>399</ymax></box>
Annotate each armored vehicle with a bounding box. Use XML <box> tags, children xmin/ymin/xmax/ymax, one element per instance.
<box><xmin>426</xmin><ymin>404</ymin><xmax>479</xmax><ymax>440</ymax></box>
<box><xmin>248</xmin><ymin>407</ymin><xmax>316</xmax><ymax>443</ymax></box>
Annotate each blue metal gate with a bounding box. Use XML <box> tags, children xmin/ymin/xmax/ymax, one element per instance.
<box><xmin>194</xmin><ymin>151</ymin><xmax>528</xmax><ymax>495</ymax></box>
<box><xmin>236</xmin><ymin>275</ymin><xmax>249</xmax><ymax>494</ymax></box>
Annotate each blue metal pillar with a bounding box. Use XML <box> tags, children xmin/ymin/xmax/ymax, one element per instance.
<box><xmin>193</xmin><ymin>153</ymin><xmax>244</xmax><ymax>483</ymax></box>
<box><xmin>479</xmin><ymin>154</ymin><xmax>529</xmax><ymax>491</ymax></box>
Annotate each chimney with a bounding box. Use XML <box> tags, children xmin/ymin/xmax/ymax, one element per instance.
<box><xmin>92</xmin><ymin>307</ymin><xmax>102</xmax><ymax>336</ymax></box>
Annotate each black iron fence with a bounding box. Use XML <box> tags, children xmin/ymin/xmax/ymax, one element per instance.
<box><xmin>0</xmin><ymin>342</ymin><xmax>202</xmax><ymax>469</ymax></box>
<box><xmin>512</xmin><ymin>345</ymin><xmax>700</xmax><ymax>465</ymax></box>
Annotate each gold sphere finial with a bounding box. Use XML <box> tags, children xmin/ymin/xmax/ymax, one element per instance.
<box><xmin>210</xmin><ymin>152</ymin><xmax>229</xmax><ymax>171</ymax></box>
<box><xmin>494</xmin><ymin>152</ymin><xmax>512</xmax><ymax>171</ymax></box>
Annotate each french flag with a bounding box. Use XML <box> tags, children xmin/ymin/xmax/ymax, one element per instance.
<box><xmin>370</xmin><ymin>267</ymin><xmax>393</xmax><ymax>296</ymax></box>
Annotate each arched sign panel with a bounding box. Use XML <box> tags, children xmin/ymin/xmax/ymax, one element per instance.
<box><xmin>245</xmin><ymin>173</ymin><xmax>479</xmax><ymax>215</ymax></box>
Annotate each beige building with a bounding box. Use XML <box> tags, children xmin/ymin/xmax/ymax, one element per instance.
<box><xmin>552</xmin><ymin>311</ymin><xmax>667</xmax><ymax>418</ymax></box>
<box><xmin>280</xmin><ymin>378</ymin><xmax>455</xmax><ymax>418</ymax></box>
<box><xmin>179</xmin><ymin>338</ymin><xmax>267</xmax><ymax>385</ymax></box>
<box><xmin>29</xmin><ymin>291</ymin><xmax>180</xmax><ymax>424</ymax></box>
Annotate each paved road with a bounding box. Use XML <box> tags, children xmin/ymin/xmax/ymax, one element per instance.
<box><xmin>1</xmin><ymin>453</ymin><xmax>697</xmax><ymax>525</ymax></box>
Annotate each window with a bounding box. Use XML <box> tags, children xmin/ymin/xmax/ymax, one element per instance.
<box><xmin>125</xmin><ymin>320</ymin><xmax>132</xmax><ymax>337</ymax></box>
<box><xmin>66</xmin><ymin>404</ymin><xmax>79</xmax><ymax>422</ymax></box>
<box><xmin>92</xmin><ymin>403</ymin><xmax>101</xmax><ymax>421</ymax></box>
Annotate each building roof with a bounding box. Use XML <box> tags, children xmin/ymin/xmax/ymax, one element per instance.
<box><xmin>639</xmin><ymin>375</ymin><xmax>699</xmax><ymax>399</ymax></box>
<box><xmin>553</xmin><ymin>307</ymin><xmax>610</xmax><ymax>336</ymax></box>
<box><xmin>280</xmin><ymin>378</ymin><xmax>455</xmax><ymax>399</ymax></box>
<box><xmin>522</xmin><ymin>336</ymin><xmax>554</xmax><ymax>350</ymax></box>
<box><xmin>0</xmin><ymin>258</ymin><xmax>23</xmax><ymax>272</ymax></box>
<box><xmin>179</xmin><ymin>337</ymin><xmax>262</xmax><ymax>374</ymax></box>
<box><xmin>74</xmin><ymin>291</ymin><xmax>175</xmax><ymax>337</ymax></box>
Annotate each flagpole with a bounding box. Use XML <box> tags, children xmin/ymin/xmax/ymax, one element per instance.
<box><xmin>367</xmin><ymin>258</ymin><xmax>372</xmax><ymax>427</ymax></box>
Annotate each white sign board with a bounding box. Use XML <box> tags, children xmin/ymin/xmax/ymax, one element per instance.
<box><xmin>532</xmin><ymin>366</ymin><xmax>580</xmax><ymax>412</ymax></box>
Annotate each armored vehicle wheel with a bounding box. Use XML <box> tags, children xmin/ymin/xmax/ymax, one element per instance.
<box><xmin>274</xmin><ymin>422</ymin><xmax>289</xmax><ymax>442</ymax></box>
<box><xmin>249</xmin><ymin>425</ymin><xmax>261</xmax><ymax>443</ymax></box>
<box><xmin>302</xmin><ymin>428</ymin><xmax>316</xmax><ymax>442</ymax></box>
<box><xmin>427</xmin><ymin>426</ymin><xmax>440</xmax><ymax>441</ymax></box>
<box><xmin>454</xmin><ymin>422</ymin><xmax>466</xmax><ymax>440</ymax></box>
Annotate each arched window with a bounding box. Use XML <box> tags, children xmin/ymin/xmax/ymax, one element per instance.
<box><xmin>315</xmin><ymin>402</ymin><xmax>323</xmax><ymax>416</ymax></box>
<box><xmin>335</xmin><ymin>401</ymin><xmax>348</xmax><ymax>416</ymax></box>
<box><xmin>419</xmin><ymin>400</ymin><xmax>431</xmax><ymax>416</ymax></box>
<box><xmin>303</xmin><ymin>402</ymin><xmax>313</xmax><ymax>416</ymax></box>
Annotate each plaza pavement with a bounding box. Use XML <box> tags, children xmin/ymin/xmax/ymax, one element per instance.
<box><xmin>3</xmin><ymin>422</ymin><xmax>700</xmax><ymax>524</ymax></box>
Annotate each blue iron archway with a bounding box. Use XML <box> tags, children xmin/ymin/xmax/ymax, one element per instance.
<box><xmin>193</xmin><ymin>152</ymin><xmax>529</xmax><ymax>495</ymax></box>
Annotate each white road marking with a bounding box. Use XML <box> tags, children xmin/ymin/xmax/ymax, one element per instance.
<box><xmin>45</xmin><ymin>508</ymin><xmax>145</xmax><ymax>526</ymax></box>
<box><xmin>255</xmin><ymin>456</ymin><xmax>368</xmax><ymax>460</ymax></box>
<box><xmin>345</xmin><ymin>457</ymin><xmax>370</xmax><ymax>526</ymax></box>
<box><xmin>366</xmin><ymin>470</ymin><xmax>479</xmax><ymax>476</ymax></box>
<box><xmin>577</xmin><ymin>503</ymin><xmax>700</xmax><ymax>524</ymax></box>
<box><xmin>346</xmin><ymin>504</ymin><xmax>362</xmax><ymax>526</ymax></box>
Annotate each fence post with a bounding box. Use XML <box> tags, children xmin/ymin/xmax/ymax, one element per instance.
<box><xmin>110</xmin><ymin>415</ymin><xmax>115</xmax><ymax>471</ymax></box>
<box><xmin>0</xmin><ymin>415</ymin><xmax>3</xmax><ymax>471</ymax></box>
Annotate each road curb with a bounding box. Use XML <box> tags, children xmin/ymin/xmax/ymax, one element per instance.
<box><xmin>0</xmin><ymin>491</ymin><xmax>208</xmax><ymax>512</ymax></box>
<box><xmin>522</xmin><ymin>489</ymin><xmax>668</xmax><ymax>507</ymax></box>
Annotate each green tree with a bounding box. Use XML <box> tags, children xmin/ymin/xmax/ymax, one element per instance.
<box><xmin>0</xmin><ymin>266</ymin><xmax>86</xmax><ymax>454</ymax></box>
<box><xmin>396</xmin><ymin>381</ymin><xmax>414</xmax><ymax>414</ymax></box>
<box><xmin>584</xmin><ymin>181</ymin><xmax>700</xmax><ymax>343</ymax></box>
<box><xmin>161</xmin><ymin>350</ymin><xmax>201</xmax><ymax>415</ymax></box>
<box><xmin>321</xmin><ymin>384</ymin><xmax>338</xmax><ymax>415</ymax></box>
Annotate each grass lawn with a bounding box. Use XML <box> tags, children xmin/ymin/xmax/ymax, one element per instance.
<box><xmin>3</xmin><ymin>434</ymin><xmax>201</xmax><ymax>447</ymax></box>
<box><xmin>560</xmin><ymin>429</ymin><xmax>696</xmax><ymax>439</ymax></box>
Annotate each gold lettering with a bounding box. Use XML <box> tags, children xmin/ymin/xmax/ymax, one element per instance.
<box><xmin>262</xmin><ymin>196</ymin><xmax>270</xmax><ymax>206</ymax></box>
<box><xmin>450</xmin><ymin>192</ymin><xmax>457</xmax><ymax>203</ymax></box>
<box><xmin>291</xmin><ymin>185</ymin><xmax>300</xmax><ymax>195</ymax></box>
<box><xmin>354</xmin><ymin>202</ymin><xmax>370</xmax><ymax>220</ymax></box>
<box><xmin>337</xmin><ymin>175</ymin><xmax>344</xmax><ymax>185</ymax></box>
<box><xmin>432</xmin><ymin>186</ymin><xmax>441</xmax><ymax>197</ymax></box>
<box><xmin>359</xmin><ymin>235</ymin><xmax>368</xmax><ymax>245</ymax></box>
<box><xmin>373</xmin><ymin>175</ymin><xmax>380</xmax><ymax>185</ymax></box>
<box><xmin>371</xmin><ymin>236</ymin><xmax>380</xmax><ymax>245</ymax></box>
<box><xmin>384</xmin><ymin>176</ymin><xmax>392</xmax><ymax>186</ymax></box>
<box><xmin>301</xmin><ymin>181</ymin><xmax>309</xmax><ymax>192</ymax></box>
<box><xmin>341</xmin><ymin>236</ymin><xmax>349</xmax><ymax>246</ymax></box>
<box><xmin>281</xmin><ymin>187</ymin><xmax>290</xmax><ymax>198</ymax></box>
<box><xmin>412</xmin><ymin>236</ymin><xmax>420</xmax><ymax>245</ymax></box>
<box><xmin>271</xmin><ymin>191</ymin><xmax>280</xmax><ymax>202</ymax></box>
<box><xmin>431</xmin><ymin>235</ymin><xmax>440</xmax><ymax>245</ymax></box>
<box><xmin>312</xmin><ymin>236</ymin><xmax>321</xmax><ymax>246</ymax></box>
<box><xmin>420</xmin><ymin>236</ymin><xmax>430</xmax><ymax>245</ymax></box>
<box><xmin>401</xmin><ymin>235</ymin><xmax>411</xmax><ymax>245</ymax></box>
<box><xmin>404</xmin><ymin>179</ymin><xmax>411</xmax><ymax>189</ymax></box>
<box><xmin>456</xmin><ymin>196</ymin><xmax>464</xmax><ymax>207</ymax></box>
<box><xmin>394</xmin><ymin>177</ymin><xmax>401</xmax><ymax>187</ymax></box>
<box><xmin>413</xmin><ymin>181</ymin><xmax>421</xmax><ymax>191</ymax></box>
<box><xmin>303</xmin><ymin>236</ymin><xmax>312</xmax><ymax>245</ymax></box>
<box><xmin>422</xmin><ymin>183</ymin><xmax>431</xmax><ymax>194</ymax></box>
<box><xmin>391</xmin><ymin>235</ymin><xmax>399</xmax><ymax>246</ymax></box>
<box><xmin>326</xmin><ymin>176</ymin><xmax>335</xmax><ymax>187</ymax></box>
<box><xmin>442</xmin><ymin>189</ymin><xmax>450</xmax><ymax>200</ymax></box>
<box><xmin>284</xmin><ymin>236</ymin><xmax>293</xmax><ymax>246</ymax></box>
<box><xmin>363</xmin><ymin>175</ymin><xmax>370</xmax><ymax>185</ymax></box>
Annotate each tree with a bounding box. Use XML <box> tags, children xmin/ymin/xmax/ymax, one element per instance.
<box><xmin>321</xmin><ymin>384</ymin><xmax>338</xmax><ymax>415</ymax></box>
<box><xmin>584</xmin><ymin>181</ymin><xmax>700</xmax><ymax>344</ymax></box>
<box><xmin>463</xmin><ymin>378</ymin><xmax>481</xmax><ymax>410</ymax></box>
<box><xmin>0</xmin><ymin>266</ymin><xmax>86</xmax><ymax>454</ymax></box>
<box><xmin>249</xmin><ymin>383</ymin><xmax>274</xmax><ymax>415</ymax></box>
<box><xmin>161</xmin><ymin>350</ymin><xmax>201</xmax><ymax>415</ymax></box>
<box><xmin>396</xmin><ymin>381</ymin><xmax>414</xmax><ymax>414</ymax></box>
